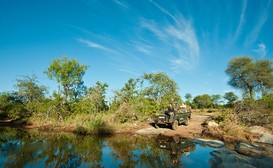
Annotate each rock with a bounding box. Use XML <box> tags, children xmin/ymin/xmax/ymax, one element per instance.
<box><xmin>235</xmin><ymin>142</ymin><xmax>264</xmax><ymax>156</ymax></box>
<box><xmin>210</xmin><ymin>149</ymin><xmax>273</xmax><ymax>168</ymax></box>
<box><xmin>136</xmin><ymin>127</ymin><xmax>168</xmax><ymax>135</ymax></box>
<box><xmin>207</xmin><ymin>121</ymin><xmax>219</xmax><ymax>127</ymax></box>
<box><xmin>247</xmin><ymin>126</ymin><xmax>273</xmax><ymax>144</ymax></box>
<box><xmin>193</xmin><ymin>138</ymin><xmax>224</xmax><ymax>148</ymax></box>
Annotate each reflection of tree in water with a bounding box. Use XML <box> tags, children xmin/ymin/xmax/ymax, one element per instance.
<box><xmin>106</xmin><ymin>135</ymin><xmax>139</xmax><ymax>168</ymax></box>
<box><xmin>0</xmin><ymin>128</ymin><xmax>103</xmax><ymax>168</ymax></box>
<box><xmin>105</xmin><ymin>135</ymin><xmax>196</xmax><ymax>168</ymax></box>
<box><xmin>0</xmin><ymin>128</ymin><xmax>196</xmax><ymax>168</ymax></box>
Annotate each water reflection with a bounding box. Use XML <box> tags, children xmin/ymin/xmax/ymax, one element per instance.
<box><xmin>0</xmin><ymin>127</ymin><xmax>222</xmax><ymax>168</ymax></box>
<box><xmin>157</xmin><ymin>135</ymin><xmax>195</xmax><ymax>165</ymax></box>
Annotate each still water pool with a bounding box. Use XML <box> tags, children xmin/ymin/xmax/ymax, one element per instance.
<box><xmin>0</xmin><ymin>127</ymin><xmax>271</xmax><ymax>168</ymax></box>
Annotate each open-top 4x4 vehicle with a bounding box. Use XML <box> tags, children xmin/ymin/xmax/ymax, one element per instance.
<box><xmin>153</xmin><ymin>107</ymin><xmax>191</xmax><ymax>130</ymax></box>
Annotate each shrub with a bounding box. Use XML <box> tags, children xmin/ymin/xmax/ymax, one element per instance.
<box><xmin>234</xmin><ymin>98</ymin><xmax>272</xmax><ymax>126</ymax></box>
<box><xmin>73</xmin><ymin>126</ymin><xmax>87</xmax><ymax>135</ymax></box>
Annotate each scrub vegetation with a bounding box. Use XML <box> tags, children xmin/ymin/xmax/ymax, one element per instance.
<box><xmin>0</xmin><ymin>56</ymin><xmax>273</xmax><ymax>136</ymax></box>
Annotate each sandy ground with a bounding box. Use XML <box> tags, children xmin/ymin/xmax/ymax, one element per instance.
<box><xmin>135</xmin><ymin>113</ymin><xmax>211</xmax><ymax>138</ymax></box>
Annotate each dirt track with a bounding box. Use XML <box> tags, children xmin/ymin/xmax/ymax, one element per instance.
<box><xmin>136</xmin><ymin>113</ymin><xmax>211</xmax><ymax>138</ymax></box>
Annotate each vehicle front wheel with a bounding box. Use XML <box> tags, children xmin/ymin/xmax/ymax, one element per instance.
<box><xmin>172</xmin><ymin>120</ymin><xmax>178</xmax><ymax>130</ymax></box>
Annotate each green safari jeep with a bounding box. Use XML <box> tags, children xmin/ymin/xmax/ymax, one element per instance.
<box><xmin>154</xmin><ymin>109</ymin><xmax>191</xmax><ymax>130</ymax></box>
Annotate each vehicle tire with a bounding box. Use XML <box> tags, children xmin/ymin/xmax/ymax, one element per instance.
<box><xmin>172</xmin><ymin>120</ymin><xmax>178</xmax><ymax>130</ymax></box>
<box><xmin>184</xmin><ymin>119</ymin><xmax>190</xmax><ymax>126</ymax></box>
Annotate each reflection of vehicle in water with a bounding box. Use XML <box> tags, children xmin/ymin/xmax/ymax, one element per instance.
<box><xmin>156</xmin><ymin>135</ymin><xmax>195</xmax><ymax>164</ymax></box>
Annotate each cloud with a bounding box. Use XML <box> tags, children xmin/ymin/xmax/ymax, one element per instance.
<box><xmin>244</xmin><ymin>0</ymin><xmax>271</xmax><ymax>48</ymax></box>
<box><xmin>119</xmin><ymin>68</ymin><xmax>140</xmax><ymax>76</ymax></box>
<box><xmin>113</xmin><ymin>0</ymin><xmax>128</xmax><ymax>9</ymax></box>
<box><xmin>232</xmin><ymin>0</ymin><xmax>247</xmax><ymax>43</ymax></box>
<box><xmin>77</xmin><ymin>38</ymin><xmax>116</xmax><ymax>54</ymax></box>
<box><xmin>149</xmin><ymin>0</ymin><xmax>175</xmax><ymax>20</ymax></box>
<box><xmin>131</xmin><ymin>41</ymin><xmax>154</xmax><ymax>55</ymax></box>
<box><xmin>140</xmin><ymin>19</ymin><xmax>166</xmax><ymax>40</ymax></box>
<box><xmin>166</xmin><ymin>17</ymin><xmax>200</xmax><ymax>72</ymax></box>
<box><xmin>253</xmin><ymin>43</ymin><xmax>268</xmax><ymax>58</ymax></box>
<box><xmin>139</xmin><ymin>6</ymin><xmax>200</xmax><ymax>72</ymax></box>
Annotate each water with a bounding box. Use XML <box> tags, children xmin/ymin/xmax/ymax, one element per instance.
<box><xmin>0</xmin><ymin>127</ymin><xmax>271</xmax><ymax>168</ymax></box>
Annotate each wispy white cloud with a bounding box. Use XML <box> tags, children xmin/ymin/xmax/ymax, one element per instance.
<box><xmin>253</xmin><ymin>43</ymin><xmax>268</xmax><ymax>58</ymax></box>
<box><xmin>149</xmin><ymin>0</ymin><xmax>176</xmax><ymax>20</ymax></box>
<box><xmin>140</xmin><ymin>19</ymin><xmax>166</xmax><ymax>40</ymax></box>
<box><xmin>113</xmin><ymin>0</ymin><xmax>128</xmax><ymax>9</ymax></box>
<box><xmin>119</xmin><ymin>68</ymin><xmax>140</xmax><ymax>76</ymax></box>
<box><xmin>167</xmin><ymin>17</ymin><xmax>199</xmax><ymax>72</ymax></box>
<box><xmin>139</xmin><ymin>6</ymin><xmax>199</xmax><ymax>72</ymax></box>
<box><xmin>77</xmin><ymin>38</ymin><xmax>116</xmax><ymax>54</ymax></box>
<box><xmin>131</xmin><ymin>41</ymin><xmax>154</xmax><ymax>55</ymax></box>
<box><xmin>244</xmin><ymin>0</ymin><xmax>271</xmax><ymax>48</ymax></box>
<box><xmin>233</xmin><ymin>0</ymin><xmax>247</xmax><ymax>43</ymax></box>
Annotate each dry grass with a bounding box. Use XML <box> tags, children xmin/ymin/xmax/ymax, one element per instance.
<box><xmin>202</xmin><ymin>119</ymin><xmax>260</xmax><ymax>143</ymax></box>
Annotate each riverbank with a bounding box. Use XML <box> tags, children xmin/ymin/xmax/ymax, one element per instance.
<box><xmin>1</xmin><ymin>111</ymin><xmax>272</xmax><ymax>145</ymax></box>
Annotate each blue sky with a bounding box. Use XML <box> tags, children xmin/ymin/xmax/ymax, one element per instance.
<box><xmin>0</xmin><ymin>0</ymin><xmax>272</xmax><ymax>99</ymax></box>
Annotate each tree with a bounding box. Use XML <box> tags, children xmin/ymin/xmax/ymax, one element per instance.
<box><xmin>185</xmin><ymin>93</ymin><xmax>192</xmax><ymax>102</ymax></box>
<box><xmin>225</xmin><ymin>56</ymin><xmax>273</xmax><ymax>99</ymax></box>
<box><xmin>193</xmin><ymin>94</ymin><xmax>213</xmax><ymax>109</ymax></box>
<box><xmin>44</xmin><ymin>56</ymin><xmax>88</xmax><ymax>103</ymax></box>
<box><xmin>211</xmin><ymin>94</ymin><xmax>221</xmax><ymax>107</ymax></box>
<box><xmin>223</xmin><ymin>92</ymin><xmax>238</xmax><ymax>107</ymax></box>
<box><xmin>142</xmin><ymin>72</ymin><xmax>181</xmax><ymax>110</ymax></box>
<box><xmin>14</xmin><ymin>74</ymin><xmax>47</xmax><ymax>103</ymax></box>
<box><xmin>86</xmin><ymin>81</ymin><xmax>109</xmax><ymax>112</ymax></box>
<box><xmin>0</xmin><ymin>92</ymin><xmax>27</xmax><ymax>119</ymax></box>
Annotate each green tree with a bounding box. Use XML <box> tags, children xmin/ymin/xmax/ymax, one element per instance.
<box><xmin>116</xmin><ymin>78</ymin><xmax>140</xmax><ymax>103</ymax></box>
<box><xmin>185</xmin><ymin>93</ymin><xmax>192</xmax><ymax>102</ymax></box>
<box><xmin>87</xmin><ymin>81</ymin><xmax>109</xmax><ymax>112</ymax></box>
<box><xmin>44</xmin><ymin>56</ymin><xmax>88</xmax><ymax>103</ymax></box>
<box><xmin>225</xmin><ymin>56</ymin><xmax>273</xmax><ymax>99</ymax></box>
<box><xmin>142</xmin><ymin>72</ymin><xmax>181</xmax><ymax>110</ymax></box>
<box><xmin>14</xmin><ymin>74</ymin><xmax>47</xmax><ymax>103</ymax></box>
<box><xmin>223</xmin><ymin>92</ymin><xmax>238</xmax><ymax>107</ymax></box>
<box><xmin>193</xmin><ymin>94</ymin><xmax>213</xmax><ymax>109</ymax></box>
<box><xmin>211</xmin><ymin>94</ymin><xmax>221</xmax><ymax>108</ymax></box>
<box><xmin>0</xmin><ymin>92</ymin><xmax>26</xmax><ymax>119</ymax></box>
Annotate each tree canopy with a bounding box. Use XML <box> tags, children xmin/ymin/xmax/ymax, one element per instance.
<box><xmin>193</xmin><ymin>94</ymin><xmax>213</xmax><ymax>109</ymax></box>
<box><xmin>142</xmin><ymin>72</ymin><xmax>181</xmax><ymax>109</ymax></box>
<box><xmin>44</xmin><ymin>56</ymin><xmax>88</xmax><ymax>103</ymax></box>
<box><xmin>14</xmin><ymin>74</ymin><xmax>47</xmax><ymax>103</ymax></box>
<box><xmin>225</xmin><ymin>56</ymin><xmax>273</xmax><ymax>99</ymax></box>
<box><xmin>223</xmin><ymin>92</ymin><xmax>238</xmax><ymax>107</ymax></box>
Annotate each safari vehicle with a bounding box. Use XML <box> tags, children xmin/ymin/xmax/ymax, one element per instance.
<box><xmin>153</xmin><ymin>105</ymin><xmax>191</xmax><ymax>130</ymax></box>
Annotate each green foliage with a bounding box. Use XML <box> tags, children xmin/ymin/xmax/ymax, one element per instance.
<box><xmin>213</xmin><ymin>109</ymin><xmax>232</xmax><ymax>123</ymax></box>
<box><xmin>44</xmin><ymin>56</ymin><xmax>88</xmax><ymax>103</ymax></box>
<box><xmin>15</xmin><ymin>74</ymin><xmax>47</xmax><ymax>103</ymax></box>
<box><xmin>211</xmin><ymin>94</ymin><xmax>222</xmax><ymax>108</ymax></box>
<box><xmin>226</xmin><ymin>56</ymin><xmax>273</xmax><ymax>99</ymax></box>
<box><xmin>193</xmin><ymin>94</ymin><xmax>213</xmax><ymax>109</ymax></box>
<box><xmin>223</xmin><ymin>92</ymin><xmax>238</xmax><ymax>107</ymax></box>
<box><xmin>74</xmin><ymin>81</ymin><xmax>109</xmax><ymax>114</ymax></box>
<box><xmin>0</xmin><ymin>92</ymin><xmax>28</xmax><ymax>119</ymax></box>
<box><xmin>185</xmin><ymin>93</ymin><xmax>192</xmax><ymax>102</ymax></box>
<box><xmin>142</xmin><ymin>72</ymin><xmax>181</xmax><ymax>110</ymax></box>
